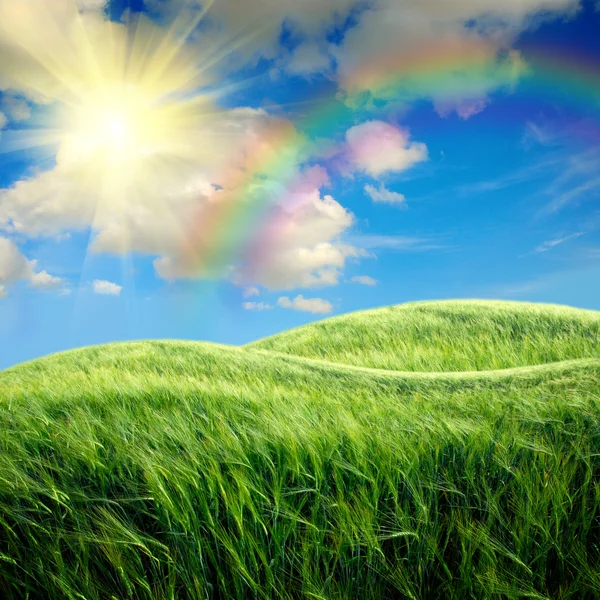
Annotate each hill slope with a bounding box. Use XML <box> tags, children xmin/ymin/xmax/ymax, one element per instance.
<box><xmin>248</xmin><ymin>300</ymin><xmax>600</xmax><ymax>372</ymax></box>
<box><xmin>1</xmin><ymin>300</ymin><xmax>600</xmax><ymax>600</ymax></box>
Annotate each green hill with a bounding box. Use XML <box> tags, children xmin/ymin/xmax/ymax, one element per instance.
<box><xmin>1</xmin><ymin>300</ymin><xmax>599</xmax><ymax>599</ymax></box>
<box><xmin>248</xmin><ymin>300</ymin><xmax>600</xmax><ymax>372</ymax></box>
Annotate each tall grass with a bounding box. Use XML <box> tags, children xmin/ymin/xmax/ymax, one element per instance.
<box><xmin>249</xmin><ymin>300</ymin><xmax>600</xmax><ymax>372</ymax></box>
<box><xmin>0</xmin><ymin>301</ymin><xmax>599</xmax><ymax>599</ymax></box>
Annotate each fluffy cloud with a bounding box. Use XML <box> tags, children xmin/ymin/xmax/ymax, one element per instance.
<box><xmin>233</xmin><ymin>184</ymin><xmax>364</xmax><ymax>290</ymax></box>
<box><xmin>0</xmin><ymin>112</ymin><xmax>6</xmax><ymax>129</ymax></box>
<box><xmin>0</xmin><ymin>105</ymin><xmax>301</xmax><ymax>261</ymax></box>
<box><xmin>242</xmin><ymin>301</ymin><xmax>273</xmax><ymax>310</ymax></box>
<box><xmin>283</xmin><ymin>41</ymin><xmax>333</xmax><ymax>77</ymax></box>
<box><xmin>145</xmin><ymin>0</ymin><xmax>358</xmax><ymax>75</ymax></box>
<box><xmin>30</xmin><ymin>269</ymin><xmax>63</xmax><ymax>290</ymax></box>
<box><xmin>0</xmin><ymin>236</ymin><xmax>63</xmax><ymax>295</ymax></box>
<box><xmin>0</xmin><ymin>156</ymin><xmax>365</xmax><ymax>292</ymax></box>
<box><xmin>351</xmin><ymin>275</ymin><xmax>378</xmax><ymax>286</ymax></box>
<box><xmin>346</xmin><ymin>121</ymin><xmax>428</xmax><ymax>177</ymax></box>
<box><xmin>364</xmin><ymin>183</ymin><xmax>407</xmax><ymax>206</ymax></box>
<box><xmin>243</xmin><ymin>286</ymin><xmax>260</xmax><ymax>298</ymax></box>
<box><xmin>0</xmin><ymin>237</ymin><xmax>32</xmax><ymax>282</ymax></box>
<box><xmin>277</xmin><ymin>295</ymin><xmax>333</xmax><ymax>314</ymax></box>
<box><xmin>93</xmin><ymin>280</ymin><xmax>122</xmax><ymax>296</ymax></box>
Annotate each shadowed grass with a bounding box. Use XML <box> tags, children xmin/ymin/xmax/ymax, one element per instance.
<box><xmin>0</xmin><ymin>300</ymin><xmax>599</xmax><ymax>599</ymax></box>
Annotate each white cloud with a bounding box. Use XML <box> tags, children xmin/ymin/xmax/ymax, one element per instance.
<box><xmin>93</xmin><ymin>279</ymin><xmax>122</xmax><ymax>296</ymax></box>
<box><xmin>364</xmin><ymin>183</ymin><xmax>407</xmax><ymax>206</ymax></box>
<box><xmin>351</xmin><ymin>275</ymin><xmax>378</xmax><ymax>286</ymax></box>
<box><xmin>145</xmin><ymin>0</ymin><xmax>358</xmax><ymax>76</ymax></box>
<box><xmin>346</xmin><ymin>121</ymin><xmax>428</xmax><ymax>177</ymax></box>
<box><xmin>242</xmin><ymin>301</ymin><xmax>273</xmax><ymax>310</ymax></box>
<box><xmin>0</xmin><ymin>236</ymin><xmax>63</xmax><ymax>295</ymax></box>
<box><xmin>232</xmin><ymin>186</ymin><xmax>365</xmax><ymax>290</ymax></box>
<box><xmin>0</xmin><ymin>237</ymin><xmax>31</xmax><ymax>282</ymax></box>
<box><xmin>0</xmin><ymin>105</ymin><xmax>282</xmax><ymax>237</ymax></box>
<box><xmin>277</xmin><ymin>295</ymin><xmax>333</xmax><ymax>314</ymax></box>
<box><xmin>30</xmin><ymin>269</ymin><xmax>63</xmax><ymax>290</ymax></box>
<box><xmin>243</xmin><ymin>286</ymin><xmax>260</xmax><ymax>298</ymax></box>
<box><xmin>0</xmin><ymin>112</ymin><xmax>7</xmax><ymax>129</ymax></box>
<box><xmin>283</xmin><ymin>41</ymin><xmax>332</xmax><ymax>76</ymax></box>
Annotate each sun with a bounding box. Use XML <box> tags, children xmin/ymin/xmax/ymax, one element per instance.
<box><xmin>0</xmin><ymin>2</ymin><xmax>226</xmax><ymax>173</ymax></box>
<box><xmin>106</xmin><ymin>114</ymin><xmax>128</xmax><ymax>143</ymax></box>
<box><xmin>0</xmin><ymin>0</ymin><xmax>244</xmax><ymax>242</ymax></box>
<box><xmin>62</xmin><ymin>85</ymin><xmax>154</xmax><ymax>166</ymax></box>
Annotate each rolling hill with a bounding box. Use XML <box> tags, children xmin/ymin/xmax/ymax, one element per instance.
<box><xmin>0</xmin><ymin>300</ymin><xmax>599</xmax><ymax>599</ymax></box>
<box><xmin>248</xmin><ymin>299</ymin><xmax>600</xmax><ymax>372</ymax></box>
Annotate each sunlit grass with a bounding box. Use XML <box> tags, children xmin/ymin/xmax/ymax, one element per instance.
<box><xmin>0</xmin><ymin>300</ymin><xmax>599</xmax><ymax>599</ymax></box>
<box><xmin>249</xmin><ymin>300</ymin><xmax>600</xmax><ymax>372</ymax></box>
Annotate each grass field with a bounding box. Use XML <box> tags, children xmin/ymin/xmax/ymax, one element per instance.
<box><xmin>0</xmin><ymin>300</ymin><xmax>599</xmax><ymax>599</ymax></box>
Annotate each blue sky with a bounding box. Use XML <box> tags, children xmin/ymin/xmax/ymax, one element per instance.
<box><xmin>0</xmin><ymin>0</ymin><xmax>599</xmax><ymax>370</ymax></box>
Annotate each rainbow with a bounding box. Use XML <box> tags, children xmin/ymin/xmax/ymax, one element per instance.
<box><xmin>180</xmin><ymin>38</ymin><xmax>600</xmax><ymax>283</ymax></box>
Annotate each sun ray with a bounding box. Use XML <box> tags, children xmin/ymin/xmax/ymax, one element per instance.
<box><xmin>141</xmin><ymin>0</ymin><xmax>216</xmax><ymax>88</ymax></box>
<box><xmin>194</xmin><ymin>22</ymin><xmax>274</xmax><ymax>79</ymax></box>
<box><xmin>0</xmin><ymin>130</ymin><xmax>64</xmax><ymax>154</ymax></box>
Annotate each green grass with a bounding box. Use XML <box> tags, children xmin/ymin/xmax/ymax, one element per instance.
<box><xmin>249</xmin><ymin>300</ymin><xmax>600</xmax><ymax>372</ymax></box>
<box><xmin>0</xmin><ymin>300</ymin><xmax>599</xmax><ymax>599</ymax></box>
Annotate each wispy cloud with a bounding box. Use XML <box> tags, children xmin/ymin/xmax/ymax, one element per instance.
<box><xmin>531</xmin><ymin>232</ymin><xmax>585</xmax><ymax>254</ymax></box>
<box><xmin>542</xmin><ymin>176</ymin><xmax>600</xmax><ymax>215</ymax></box>
<box><xmin>348</xmin><ymin>234</ymin><xmax>447</xmax><ymax>252</ymax></box>
<box><xmin>522</xmin><ymin>121</ymin><xmax>558</xmax><ymax>148</ymax></box>
<box><xmin>242</xmin><ymin>301</ymin><xmax>273</xmax><ymax>310</ymax></box>
<box><xmin>242</xmin><ymin>286</ymin><xmax>260</xmax><ymax>298</ymax></box>
<box><xmin>458</xmin><ymin>154</ymin><xmax>564</xmax><ymax>195</ymax></box>
<box><xmin>350</xmin><ymin>275</ymin><xmax>378</xmax><ymax>286</ymax></box>
<box><xmin>583</xmin><ymin>246</ymin><xmax>600</xmax><ymax>260</ymax></box>
<box><xmin>459</xmin><ymin>144</ymin><xmax>600</xmax><ymax>218</ymax></box>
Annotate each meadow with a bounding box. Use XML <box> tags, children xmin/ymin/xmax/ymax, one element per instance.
<box><xmin>0</xmin><ymin>300</ymin><xmax>599</xmax><ymax>599</ymax></box>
